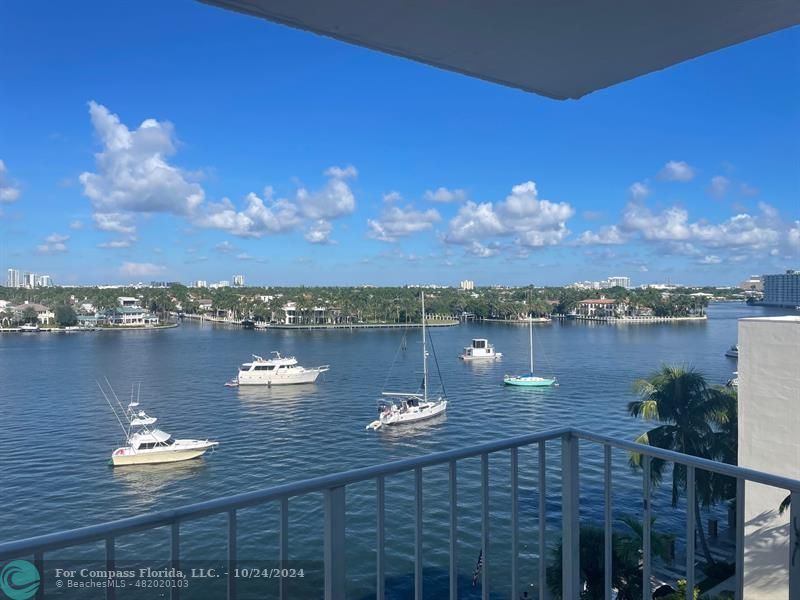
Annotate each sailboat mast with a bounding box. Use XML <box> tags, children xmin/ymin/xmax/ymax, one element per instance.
<box><xmin>421</xmin><ymin>291</ymin><xmax>428</xmax><ymax>402</ymax></box>
<box><xmin>529</xmin><ymin>315</ymin><xmax>534</xmax><ymax>374</ymax></box>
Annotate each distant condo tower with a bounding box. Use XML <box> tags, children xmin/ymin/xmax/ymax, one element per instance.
<box><xmin>460</xmin><ymin>279</ymin><xmax>475</xmax><ymax>290</ymax></box>
<box><xmin>233</xmin><ymin>274</ymin><xmax>245</xmax><ymax>287</ymax></box>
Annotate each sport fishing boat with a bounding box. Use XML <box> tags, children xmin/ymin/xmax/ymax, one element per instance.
<box><xmin>725</xmin><ymin>344</ymin><xmax>739</xmax><ymax>359</ymax></box>
<box><xmin>100</xmin><ymin>381</ymin><xmax>218</xmax><ymax>466</ymax></box>
<box><xmin>226</xmin><ymin>352</ymin><xmax>329</xmax><ymax>386</ymax></box>
<box><xmin>367</xmin><ymin>292</ymin><xmax>447</xmax><ymax>430</ymax></box>
<box><xmin>459</xmin><ymin>338</ymin><xmax>502</xmax><ymax>360</ymax></box>
<box><xmin>504</xmin><ymin>316</ymin><xmax>557</xmax><ymax>387</ymax></box>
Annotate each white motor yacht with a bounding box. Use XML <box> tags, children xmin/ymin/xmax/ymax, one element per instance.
<box><xmin>459</xmin><ymin>338</ymin><xmax>502</xmax><ymax>360</ymax></box>
<box><xmin>367</xmin><ymin>292</ymin><xmax>447</xmax><ymax>430</ymax></box>
<box><xmin>100</xmin><ymin>382</ymin><xmax>218</xmax><ymax>466</ymax></box>
<box><xmin>19</xmin><ymin>323</ymin><xmax>40</xmax><ymax>332</ymax></box>
<box><xmin>227</xmin><ymin>352</ymin><xmax>329</xmax><ymax>386</ymax></box>
<box><xmin>725</xmin><ymin>344</ymin><xmax>739</xmax><ymax>359</ymax></box>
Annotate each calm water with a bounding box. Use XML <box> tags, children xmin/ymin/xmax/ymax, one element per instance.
<box><xmin>0</xmin><ymin>302</ymin><xmax>791</xmax><ymax>598</ymax></box>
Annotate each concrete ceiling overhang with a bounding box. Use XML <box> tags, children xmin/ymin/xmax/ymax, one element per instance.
<box><xmin>199</xmin><ymin>0</ymin><xmax>800</xmax><ymax>100</ymax></box>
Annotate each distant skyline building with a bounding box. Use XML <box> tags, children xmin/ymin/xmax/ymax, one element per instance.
<box><xmin>233</xmin><ymin>275</ymin><xmax>245</xmax><ymax>287</ymax></box>
<box><xmin>607</xmin><ymin>276</ymin><xmax>631</xmax><ymax>289</ymax></box>
<box><xmin>6</xmin><ymin>268</ymin><xmax>53</xmax><ymax>289</ymax></box>
<box><xmin>738</xmin><ymin>275</ymin><xmax>763</xmax><ymax>292</ymax></box>
<box><xmin>761</xmin><ymin>270</ymin><xmax>800</xmax><ymax>307</ymax></box>
<box><xmin>460</xmin><ymin>279</ymin><xmax>475</xmax><ymax>291</ymax></box>
<box><xmin>193</xmin><ymin>280</ymin><xmax>208</xmax><ymax>288</ymax></box>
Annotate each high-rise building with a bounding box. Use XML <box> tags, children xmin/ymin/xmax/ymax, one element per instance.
<box><xmin>459</xmin><ymin>279</ymin><xmax>475</xmax><ymax>291</ymax></box>
<box><xmin>37</xmin><ymin>275</ymin><xmax>52</xmax><ymax>287</ymax></box>
<box><xmin>6</xmin><ymin>268</ymin><xmax>21</xmax><ymax>288</ymax></box>
<box><xmin>738</xmin><ymin>275</ymin><xmax>763</xmax><ymax>292</ymax></box>
<box><xmin>761</xmin><ymin>270</ymin><xmax>800</xmax><ymax>307</ymax></box>
<box><xmin>193</xmin><ymin>280</ymin><xmax>208</xmax><ymax>288</ymax></box>
<box><xmin>233</xmin><ymin>275</ymin><xmax>245</xmax><ymax>287</ymax></box>
<box><xmin>607</xmin><ymin>276</ymin><xmax>631</xmax><ymax>289</ymax></box>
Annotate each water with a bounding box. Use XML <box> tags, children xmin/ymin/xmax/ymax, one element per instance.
<box><xmin>0</xmin><ymin>302</ymin><xmax>789</xmax><ymax>598</ymax></box>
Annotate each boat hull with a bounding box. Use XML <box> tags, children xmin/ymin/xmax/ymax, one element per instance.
<box><xmin>459</xmin><ymin>353</ymin><xmax>502</xmax><ymax>361</ymax></box>
<box><xmin>368</xmin><ymin>400</ymin><xmax>448</xmax><ymax>429</ymax></box>
<box><xmin>236</xmin><ymin>367</ymin><xmax>327</xmax><ymax>386</ymax></box>
<box><xmin>504</xmin><ymin>376</ymin><xmax>556</xmax><ymax>387</ymax></box>
<box><xmin>111</xmin><ymin>443</ymin><xmax>217</xmax><ymax>466</ymax></box>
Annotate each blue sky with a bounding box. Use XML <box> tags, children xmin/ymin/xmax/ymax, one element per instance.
<box><xmin>1</xmin><ymin>2</ymin><xmax>798</xmax><ymax>287</ymax></box>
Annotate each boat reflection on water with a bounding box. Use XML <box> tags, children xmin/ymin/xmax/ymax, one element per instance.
<box><xmin>374</xmin><ymin>413</ymin><xmax>448</xmax><ymax>444</ymax></box>
<box><xmin>235</xmin><ymin>384</ymin><xmax>319</xmax><ymax>404</ymax></box>
<box><xmin>112</xmin><ymin>460</ymin><xmax>208</xmax><ymax>507</ymax></box>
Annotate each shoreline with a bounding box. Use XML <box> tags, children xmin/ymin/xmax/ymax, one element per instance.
<box><xmin>0</xmin><ymin>322</ymin><xmax>179</xmax><ymax>334</ymax></box>
<box><xmin>552</xmin><ymin>314</ymin><xmax>707</xmax><ymax>324</ymax></box>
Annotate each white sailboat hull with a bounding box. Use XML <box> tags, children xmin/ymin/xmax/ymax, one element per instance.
<box><xmin>367</xmin><ymin>399</ymin><xmax>447</xmax><ymax>429</ymax></box>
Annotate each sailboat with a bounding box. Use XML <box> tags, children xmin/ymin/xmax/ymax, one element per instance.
<box><xmin>503</xmin><ymin>315</ymin><xmax>557</xmax><ymax>387</ymax></box>
<box><xmin>366</xmin><ymin>292</ymin><xmax>448</xmax><ymax>430</ymax></box>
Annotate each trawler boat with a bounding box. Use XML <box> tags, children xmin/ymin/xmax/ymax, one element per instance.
<box><xmin>100</xmin><ymin>382</ymin><xmax>218</xmax><ymax>466</ymax></box>
<box><xmin>367</xmin><ymin>292</ymin><xmax>447</xmax><ymax>430</ymax></box>
<box><xmin>227</xmin><ymin>352</ymin><xmax>329</xmax><ymax>386</ymax></box>
<box><xmin>504</xmin><ymin>316</ymin><xmax>557</xmax><ymax>387</ymax></box>
<box><xmin>725</xmin><ymin>344</ymin><xmax>739</xmax><ymax>359</ymax></box>
<box><xmin>460</xmin><ymin>338</ymin><xmax>502</xmax><ymax>360</ymax></box>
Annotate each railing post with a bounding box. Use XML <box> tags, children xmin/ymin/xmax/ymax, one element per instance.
<box><xmin>279</xmin><ymin>497</ymin><xmax>289</xmax><ymax>600</ymax></box>
<box><xmin>105</xmin><ymin>537</ymin><xmax>116</xmax><ymax>600</ymax></box>
<box><xmin>481</xmin><ymin>453</ymin><xmax>490</xmax><ymax>600</ymax></box>
<box><xmin>511</xmin><ymin>447</ymin><xmax>519</xmax><ymax>600</ymax></box>
<box><xmin>603</xmin><ymin>445</ymin><xmax>612</xmax><ymax>600</ymax></box>
<box><xmin>561</xmin><ymin>433</ymin><xmax>579</xmax><ymax>600</ymax></box>
<box><xmin>227</xmin><ymin>510</ymin><xmax>237</xmax><ymax>600</ymax></box>
<box><xmin>449</xmin><ymin>460</ymin><xmax>458</xmax><ymax>600</ymax></box>
<box><xmin>686</xmin><ymin>467</ymin><xmax>696</xmax><ymax>600</ymax></box>
<box><xmin>642</xmin><ymin>456</ymin><xmax>651</xmax><ymax>600</ymax></box>
<box><xmin>171</xmin><ymin>521</ymin><xmax>180</xmax><ymax>600</ymax></box>
<box><xmin>539</xmin><ymin>440</ymin><xmax>547</xmax><ymax>600</ymax></box>
<box><xmin>790</xmin><ymin>491</ymin><xmax>799</xmax><ymax>600</ymax></box>
<box><xmin>377</xmin><ymin>476</ymin><xmax>385</xmax><ymax>600</ymax></box>
<box><xmin>324</xmin><ymin>486</ymin><xmax>346</xmax><ymax>600</ymax></box>
<box><xmin>414</xmin><ymin>466</ymin><xmax>423</xmax><ymax>600</ymax></box>
<box><xmin>734</xmin><ymin>477</ymin><xmax>743</xmax><ymax>600</ymax></box>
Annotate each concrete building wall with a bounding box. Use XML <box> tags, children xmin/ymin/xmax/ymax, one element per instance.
<box><xmin>738</xmin><ymin>316</ymin><xmax>800</xmax><ymax>599</ymax></box>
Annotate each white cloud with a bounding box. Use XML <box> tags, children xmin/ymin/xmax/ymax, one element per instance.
<box><xmin>789</xmin><ymin>221</ymin><xmax>800</xmax><ymax>249</ymax></box>
<box><xmin>658</xmin><ymin>160</ymin><xmax>696</xmax><ymax>182</ymax></box>
<box><xmin>578</xmin><ymin>225</ymin><xmax>627</xmax><ymax>245</ymax></box>
<box><xmin>69</xmin><ymin>220</ymin><xmax>84</xmax><ymax>230</ymax></box>
<box><xmin>367</xmin><ymin>205</ymin><xmax>441</xmax><ymax>242</ymax></box>
<box><xmin>382</xmin><ymin>191</ymin><xmax>402</xmax><ymax>203</ymax></box>
<box><xmin>215</xmin><ymin>241</ymin><xmax>237</xmax><ymax>254</ymax></box>
<box><xmin>0</xmin><ymin>160</ymin><xmax>21</xmax><ymax>203</ymax></box>
<box><xmin>323</xmin><ymin>165</ymin><xmax>357</xmax><ymax>179</ymax></box>
<box><xmin>708</xmin><ymin>175</ymin><xmax>730</xmax><ymax>199</ymax></box>
<box><xmin>98</xmin><ymin>238</ymin><xmax>135</xmax><ymax>249</ymax></box>
<box><xmin>36</xmin><ymin>233</ymin><xmax>69</xmax><ymax>254</ymax></box>
<box><xmin>79</xmin><ymin>102</ymin><xmax>205</xmax><ymax>233</ymax></box>
<box><xmin>235</xmin><ymin>252</ymin><xmax>253</xmax><ymax>261</ymax></box>
<box><xmin>700</xmin><ymin>255</ymin><xmax>722</xmax><ymax>265</ymax></box>
<box><xmin>424</xmin><ymin>187</ymin><xmax>467</xmax><ymax>203</ymax></box>
<box><xmin>195</xmin><ymin>193</ymin><xmax>302</xmax><ymax>238</ymax></box>
<box><xmin>468</xmin><ymin>241</ymin><xmax>500</xmax><ymax>258</ymax></box>
<box><xmin>93</xmin><ymin>212</ymin><xmax>136</xmax><ymax>234</ymax></box>
<box><xmin>296</xmin><ymin>167</ymin><xmax>356</xmax><ymax>220</ymax></box>
<box><xmin>304</xmin><ymin>220</ymin><xmax>334</xmax><ymax>244</ymax></box>
<box><xmin>629</xmin><ymin>181</ymin><xmax>650</xmax><ymax>201</ymax></box>
<box><xmin>119</xmin><ymin>262</ymin><xmax>166</xmax><ymax>277</ymax></box>
<box><xmin>444</xmin><ymin>181</ymin><xmax>573</xmax><ymax>250</ymax></box>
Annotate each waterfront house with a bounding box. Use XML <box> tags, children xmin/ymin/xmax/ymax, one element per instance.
<box><xmin>10</xmin><ymin>302</ymin><xmax>55</xmax><ymax>325</ymax></box>
<box><xmin>197</xmin><ymin>298</ymin><xmax>213</xmax><ymax>311</ymax></box>
<box><xmin>105</xmin><ymin>306</ymin><xmax>160</xmax><ymax>327</ymax></box>
<box><xmin>576</xmin><ymin>297</ymin><xmax>626</xmax><ymax>318</ymax></box>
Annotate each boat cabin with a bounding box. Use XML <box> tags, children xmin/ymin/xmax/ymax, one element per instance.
<box><xmin>129</xmin><ymin>429</ymin><xmax>175</xmax><ymax>450</ymax></box>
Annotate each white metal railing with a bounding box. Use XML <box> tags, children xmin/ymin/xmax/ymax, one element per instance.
<box><xmin>1</xmin><ymin>427</ymin><xmax>798</xmax><ymax>600</ymax></box>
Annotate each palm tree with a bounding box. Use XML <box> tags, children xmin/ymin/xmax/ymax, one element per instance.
<box><xmin>628</xmin><ymin>365</ymin><xmax>733</xmax><ymax>567</ymax></box>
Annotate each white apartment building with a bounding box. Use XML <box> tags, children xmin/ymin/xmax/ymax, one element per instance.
<box><xmin>738</xmin><ymin>316</ymin><xmax>800</xmax><ymax>599</ymax></box>
<box><xmin>460</xmin><ymin>279</ymin><xmax>475</xmax><ymax>290</ymax></box>
<box><xmin>607</xmin><ymin>276</ymin><xmax>630</xmax><ymax>289</ymax></box>
<box><xmin>232</xmin><ymin>275</ymin><xmax>245</xmax><ymax>287</ymax></box>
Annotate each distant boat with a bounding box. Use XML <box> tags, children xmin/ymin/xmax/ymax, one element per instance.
<box><xmin>504</xmin><ymin>316</ymin><xmax>557</xmax><ymax>387</ymax></box>
<box><xmin>227</xmin><ymin>352</ymin><xmax>329</xmax><ymax>386</ymax></box>
<box><xmin>100</xmin><ymin>382</ymin><xmax>218</xmax><ymax>466</ymax></box>
<box><xmin>727</xmin><ymin>371</ymin><xmax>739</xmax><ymax>389</ymax></box>
<box><xmin>459</xmin><ymin>338</ymin><xmax>502</xmax><ymax>360</ymax></box>
<box><xmin>19</xmin><ymin>323</ymin><xmax>40</xmax><ymax>332</ymax></box>
<box><xmin>725</xmin><ymin>344</ymin><xmax>739</xmax><ymax>359</ymax></box>
<box><xmin>367</xmin><ymin>292</ymin><xmax>447</xmax><ymax>430</ymax></box>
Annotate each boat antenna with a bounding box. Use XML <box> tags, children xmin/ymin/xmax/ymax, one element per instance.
<box><xmin>104</xmin><ymin>376</ymin><xmax>129</xmax><ymax>421</ymax></box>
<box><xmin>421</xmin><ymin>291</ymin><xmax>428</xmax><ymax>402</ymax></box>
<box><xmin>97</xmin><ymin>380</ymin><xmax>128</xmax><ymax>437</ymax></box>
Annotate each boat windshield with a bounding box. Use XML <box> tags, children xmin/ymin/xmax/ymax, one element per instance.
<box><xmin>239</xmin><ymin>364</ymin><xmax>251</xmax><ymax>371</ymax></box>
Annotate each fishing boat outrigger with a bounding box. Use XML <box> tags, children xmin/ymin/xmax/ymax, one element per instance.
<box><xmin>100</xmin><ymin>380</ymin><xmax>218</xmax><ymax>466</ymax></box>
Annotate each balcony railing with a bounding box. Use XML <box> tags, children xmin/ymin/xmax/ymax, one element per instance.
<box><xmin>1</xmin><ymin>427</ymin><xmax>798</xmax><ymax>600</ymax></box>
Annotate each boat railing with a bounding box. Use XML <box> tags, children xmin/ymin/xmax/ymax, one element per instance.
<box><xmin>1</xmin><ymin>427</ymin><xmax>799</xmax><ymax>600</ymax></box>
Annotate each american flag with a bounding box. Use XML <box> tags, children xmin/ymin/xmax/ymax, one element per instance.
<box><xmin>472</xmin><ymin>549</ymin><xmax>483</xmax><ymax>587</ymax></box>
